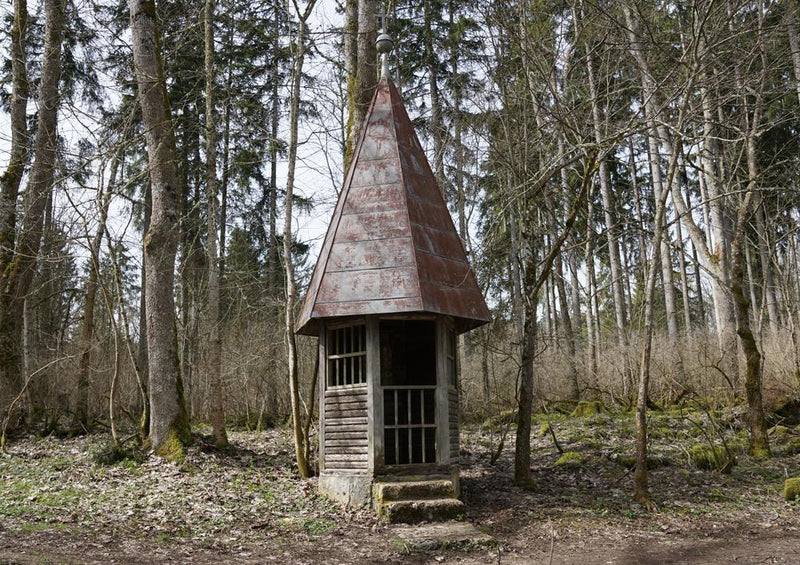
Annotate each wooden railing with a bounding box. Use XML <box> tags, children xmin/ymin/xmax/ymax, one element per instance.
<box><xmin>383</xmin><ymin>386</ymin><xmax>436</xmax><ymax>465</ymax></box>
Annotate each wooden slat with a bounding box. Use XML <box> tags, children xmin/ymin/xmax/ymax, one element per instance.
<box><xmin>325</xmin><ymin>386</ymin><xmax>367</xmax><ymax>397</ymax></box>
<box><xmin>326</xmin><ymin>455</ymin><xmax>369</xmax><ymax>463</ymax></box>
<box><xmin>324</xmin><ymin>424</ymin><xmax>368</xmax><ymax>433</ymax></box>
<box><xmin>326</xmin><ymin>446</ymin><xmax>369</xmax><ymax>456</ymax></box>
<box><xmin>325</xmin><ymin>417</ymin><xmax>368</xmax><ymax>426</ymax></box>
<box><xmin>326</xmin><ymin>439</ymin><xmax>368</xmax><ymax>447</ymax></box>
<box><xmin>324</xmin><ymin>429</ymin><xmax>367</xmax><ymax>437</ymax></box>
<box><xmin>325</xmin><ymin>408</ymin><xmax>367</xmax><ymax>419</ymax></box>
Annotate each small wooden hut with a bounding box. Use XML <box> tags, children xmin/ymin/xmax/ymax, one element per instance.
<box><xmin>295</xmin><ymin>45</ymin><xmax>490</xmax><ymax>521</ymax></box>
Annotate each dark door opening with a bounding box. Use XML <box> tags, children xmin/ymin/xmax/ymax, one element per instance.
<box><xmin>380</xmin><ymin>320</ymin><xmax>437</xmax><ymax>465</ymax></box>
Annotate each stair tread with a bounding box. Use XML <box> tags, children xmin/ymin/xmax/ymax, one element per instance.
<box><xmin>374</xmin><ymin>480</ymin><xmax>456</xmax><ymax>502</ymax></box>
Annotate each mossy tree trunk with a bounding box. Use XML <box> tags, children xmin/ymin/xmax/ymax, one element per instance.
<box><xmin>0</xmin><ymin>0</ymin><xmax>64</xmax><ymax>434</ymax></box>
<box><xmin>129</xmin><ymin>0</ymin><xmax>190</xmax><ymax>459</ymax></box>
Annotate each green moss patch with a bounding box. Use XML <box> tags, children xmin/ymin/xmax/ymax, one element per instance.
<box><xmin>784</xmin><ymin>477</ymin><xmax>800</xmax><ymax>502</ymax></box>
<box><xmin>688</xmin><ymin>444</ymin><xmax>736</xmax><ymax>473</ymax></box>
<box><xmin>554</xmin><ymin>451</ymin><xmax>586</xmax><ymax>468</ymax></box>
<box><xmin>768</xmin><ymin>425</ymin><xmax>792</xmax><ymax>439</ymax></box>
<box><xmin>614</xmin><ymin>454</ymin><xmax>671</xmax><ymax>470</ymax></box>
<box><xmin>538</xmin><ymin>421</ymin><xmax>551</xmax><ymax>437</ymax></box>
<box><xmin>571</xmin><ymin>401</ymin><xmax>604</xmax><ymax>418</ymax></box>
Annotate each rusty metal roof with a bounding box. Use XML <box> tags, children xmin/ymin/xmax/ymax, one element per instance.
<box><xmin>295</xmin><ymin>77</ymin><xmax>490</xmax><ymax>336</ymax></box>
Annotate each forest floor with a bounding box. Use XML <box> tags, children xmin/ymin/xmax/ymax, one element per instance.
<box><xmin>1</xmin><ymin>404</ymin><xmax>799</xmax><ymax>564</ymax></box>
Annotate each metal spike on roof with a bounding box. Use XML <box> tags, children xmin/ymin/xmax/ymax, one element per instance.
<box><xmin>295</xmin><ymin>75</ymin><xmax>490</xmax><ymax>336</ymax></box>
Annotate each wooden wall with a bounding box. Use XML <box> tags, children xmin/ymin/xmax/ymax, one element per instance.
<box><xmin>323</xmin><ymin>386</ymin><xmax>369</xmax><ymax>472</ymax></box>
<box><xmin>448</xmin><ymin>388</ymin><xmax>459</xmax><ymax>464</ymax></box>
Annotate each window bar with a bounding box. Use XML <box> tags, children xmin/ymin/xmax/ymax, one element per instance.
<box><xmin>407</xmin><ymin>389</ymin><xmax>412</xmax><ymax>463</ymax></box>
<box><xmin>335</xmin><ymin>330</ymin><xmax>340</xmax><ymax>387</ymax></box>
<box><xmin>421</xmin><ymin>390</ymin><xmax>426</xmax><ymax>463</ymax></box>
<box><xmin>394</xmin><ymin>391</ymin><xmax>399</xmax><ymax>464</ymax></box>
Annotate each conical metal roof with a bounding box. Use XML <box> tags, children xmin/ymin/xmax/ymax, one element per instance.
<box><xmin>295</xmin><ymin>77</ymin><xmax>490</xmax><ymax>336</ymax></box>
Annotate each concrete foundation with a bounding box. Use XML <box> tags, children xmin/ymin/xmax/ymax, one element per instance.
<box><xmin>318</xmin><ymin>472</ymin><xmax>373</xmax><ymax>507</ymax></box>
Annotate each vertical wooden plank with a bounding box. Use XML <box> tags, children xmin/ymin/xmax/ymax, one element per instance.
<box><xmin>435</xmin><ymin>317</ymin><xmax>449</xmax><ymax>465</ymax></box>
<box><xmin>367</xmin><ymin>317</ymin><xmax>381</xmax><ymax>473</ymax></box>
<box><xmin>319</xmin><ymin>321</ymin><xmax>327</xmax><ymax>472</ymax></box>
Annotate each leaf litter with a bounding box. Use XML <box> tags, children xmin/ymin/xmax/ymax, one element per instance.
<box><xmin>0</xmin><ymin>407</ymin><xmax>798</xmax><ymax>564</ymax></box>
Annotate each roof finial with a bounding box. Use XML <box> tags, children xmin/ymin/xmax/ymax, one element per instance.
<box><xmin>376</xmin><ymin>30</ymin><xmax>394</xmax><ymax>79</ymax></box>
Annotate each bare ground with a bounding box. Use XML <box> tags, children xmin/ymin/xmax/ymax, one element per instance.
<box><xmin>1</xmin><ymin>407</ymin><xmax>799</xmax><ymax>564</ymax></box>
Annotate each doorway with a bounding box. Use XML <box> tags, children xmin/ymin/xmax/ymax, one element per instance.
<box><xmin>380</xmin><ymin>320</ymin><xmax>437</xmax><ymax>465</ymax></box>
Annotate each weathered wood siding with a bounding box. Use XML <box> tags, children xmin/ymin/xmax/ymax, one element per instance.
<box><xmin>448</xmin><ymin>388</ymin><xmax>459</xmax><ymax>464</ymax></box>
<box><xmin>324</xmin><ymin>385</ymin><xmax>369</xmax><ymax>471</ymax></box>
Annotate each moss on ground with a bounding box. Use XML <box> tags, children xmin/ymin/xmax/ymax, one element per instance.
<box><xmin>784</xmin><ymin>477</ymin><xmax>800</xmax><ymax>501</ymax></box>
<box><xmin>538</xmin><ymin>421</ymin><xmax>551</xmax><ymax>437</ymax></box>
<box><xmin>555</xmin><ymin>451</ymin><xmax>586</xmax><ymax>468</ymax></box>
<box><xmin>571</xmin><ymin>401</ymin><xmax>604</xmax><ymax>418</ymax></box>
<box><xmin>688</xmin><ymin>444</ymin><xmax>735</xmax><ymax>472</ymax></box>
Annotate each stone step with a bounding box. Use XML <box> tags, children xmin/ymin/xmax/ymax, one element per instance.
<box><xmin>378</xmin><ymin>498</ymin><xmax>466</xmax><ymax>524</ymax></box>
<box><xmin>374</xmin><ymin>480</ymin><xmax>456</xmax><ymax>502</ymax></box>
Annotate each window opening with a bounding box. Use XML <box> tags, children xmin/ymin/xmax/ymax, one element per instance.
<box><xmin>327</xmin><ymin>324</ymin><xmax>367</xmax><ymax>388</ymax></box>
<box><xmin>380</xmin><ymin>320</ymin><xmax>437</xmax><ymax>465</ymax></box>
<box><xmin>446</xmin><ymin>328</ymin><xmax>457</xmax><ymax>388</ymax></box>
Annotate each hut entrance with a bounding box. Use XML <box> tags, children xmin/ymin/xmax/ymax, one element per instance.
<box><xmin>380</xmin><ymin>320</ymin><xmax>437</xmax><ymax>466</ymax></box>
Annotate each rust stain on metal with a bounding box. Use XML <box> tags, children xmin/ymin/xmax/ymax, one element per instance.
<box><xmin>295</xmin><ymin>77</ymin><xmax>490</xmax><ymax>336</ymax></box>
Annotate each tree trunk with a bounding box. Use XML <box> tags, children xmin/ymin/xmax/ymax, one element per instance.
<box><xmin>634</xmin><ymin>154</ymin><xmax>673</xmax><ymax>509</ymax></box>
<box><xmin>344</xmin><ymin>0</ymin><xmax>358</xmax><ymax>166</ymax></box>
<box><xmin>786</xmin><ymin>3</ymin><xmax>800</xmax><ymax>106</ymax></box>
<box><xmin>424</xmin><ymin>0</ymin><xmax>445</xmax><ymax>194</ymax></box>
<box><xmin>754</xmin><ymin>197</ymin><xmax>778</xmax><ymax>334</ymax></box>
<box><xmin>130</xmin><ymin>0</ymin><xmax>190</xmax><ymax>459</ymax></box>
<box><xmin>514</xmin><ymin>165</ymin><xmax>592</xmax><ymax>484</ymax></box>
<box><xmin>353</xmin><ymin>0</ymin><xmax>377</xmax><ymax>146</ymax></box>
<box><xmin>137</xmin><ymin>182</ymin><xmax>151</xmax><ymax>435</ymax></box>
<box><xmin>76</xmin><ymin>155</ymin><xmax>118</xmax><ymax>428</ymax></box>
<box><xmin>205</xmin><ymin>0</ymin><xmax>228</xmax><ymax>448</ymax></box>
<box><xmin>285</xmin><ymin>1</ymin><xmax>318</xmax><ymax>478</ymax></box>
<box><xmin>0</xmin><ymin>0</ymin><xmax>64</xmax><ymax>433</ymax></box>
<box><xmin>515</xmin><ymin>283</ymin><xmax>537</xmax><ymax>486</ymax></box>
<box><xmin>584</xmin><ymin>42</ymin><xmax>630</xmax><ymax>378</ymax></box>
<box><xmin>674</xmin><ymin>202</ymin><xmax>693</xmax><ymax>334</ymax></box>
<box><xmin>268</xmin><ymin>1</ymin><xmax>281</xmax><ymax>290</ymax></box>
<box><xmin>585</xmin><ymin>193</ymin><xmax>599</xmax><ymax>385</ymax></box>
<box><xmin>0</xmin><ymin>0</ymin><xmax>28</xmax><ymax>270</ymax></box>
<box><xmin>731</xmin><ymin>193</ymin><xmax>770</xmax><ymax>459</ymax></box>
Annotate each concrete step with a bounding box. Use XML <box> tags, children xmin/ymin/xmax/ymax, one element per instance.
<box><xmin>378</xmin><ymin>498</ymin><xmax>466</xmax><ymax>524</ymax></box>
<box><xmin>374</xmin><ymin>480</ymin><xmax>456</xmax><ymax>502</ymax></box>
